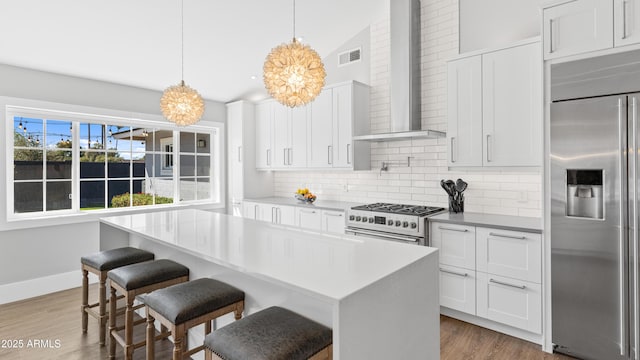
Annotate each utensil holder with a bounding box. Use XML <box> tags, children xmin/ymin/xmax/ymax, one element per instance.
<box><xmin>448</xmin><ymin>195</ymin><xmax>464</xmax><ymax>213</ymax></box>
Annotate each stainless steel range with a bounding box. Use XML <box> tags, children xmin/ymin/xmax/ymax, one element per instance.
<box><xmin>345</xmin><ymin>203</ymin><xmax>445</xmax><ymax>246</ymax></box>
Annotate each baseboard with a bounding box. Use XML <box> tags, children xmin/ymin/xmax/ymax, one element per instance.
<box><xmin>0</xmin><ymin>270</ymin><xmax>96</xmax><ymax>305</ymax></box>
<box><xmin>441</xmin><ymin>307</ymin><xmax>544</xmax><ymax>346</ymax></box>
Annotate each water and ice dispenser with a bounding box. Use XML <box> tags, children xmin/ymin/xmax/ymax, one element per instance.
<box><xmin>566</xmin><ymin>170</ymin><xmax>603</xmax><ymax>219</ymax></box>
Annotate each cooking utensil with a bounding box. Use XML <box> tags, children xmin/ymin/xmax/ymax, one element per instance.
<box><xmin>455</xmin><ymin>179</ymin><xmax>468</xmax><ymax>193</ymax></box>
<box><xmin>440</xmin><ymin>179</ymin><xmax>455</xmax><ymax>196</ymax></box>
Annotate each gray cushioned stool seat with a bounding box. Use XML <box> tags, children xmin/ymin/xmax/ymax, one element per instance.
<box><xmin>142</xmin><ymin>278</ymin><xmax>245</xmax><ymax>324</ymax></box>
<box><xmin>107</xmin><ymin>259</ymin><xmax>189</xmax><ymax>291</ymax></box>
<box><xmin>81</xmin><ymin>247</ymin><xmax>154</xmax><ymax>271</ymax></box>
<box><xmin>204</xmin><ymin>306</ymin><xmax>332</xmax><ymax>360</ymax></box>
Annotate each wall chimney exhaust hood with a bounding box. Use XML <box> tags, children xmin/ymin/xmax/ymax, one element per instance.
<box><xmin>353</xmin><ymin>0</ymin><xmax>445</xmax><ymax>142</ymax></box>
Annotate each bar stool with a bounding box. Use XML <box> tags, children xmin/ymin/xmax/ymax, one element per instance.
<box><xmin>80</xmin><ymin>247</ymin><xmax>154</xmax><ymax>345</ymax></box>
<box><xmin>108</xmin><ymin>259</ymin><xmax>189</xmax><ymax>360</ymax></box>
<box><xmin>204</xmin><ymin>306</ymin><xmax>333</xmax><ymax>360</ymax></box>
<box><xmin>143</xmin><ymin>278</ymin><xmax>245</xmax><ymax>360</ymax></box>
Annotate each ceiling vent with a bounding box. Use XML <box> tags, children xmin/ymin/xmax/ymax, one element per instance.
<box><xmin>338</xmin><ymin>48</ymin><xmax>361</xmax><ymax>66</ymax></box>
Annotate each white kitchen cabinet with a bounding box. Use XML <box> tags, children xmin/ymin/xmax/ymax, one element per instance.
<box><xmin>242</xmin><ymin>201</ymin><xmax>265</xmax><ymax>220</ymax></box>
<box><xmin>447</xmin><ymin>40</ymin><xmax>541</xmax><ymax>168</ymax></box>
<box><xmin>267</xmin><ymin>205</ymin><xmax>296</xmax><ymax>226</ymax></box>
<box><xmin>297</xmin><ymin>208</ymin><xmax>322</xmax><ymax>231</ymax></box>
<box><xmin>476</xmin><ymin>272</ymin><xmax>542</xmax><ymax>334</ymax></box>
<box><xmin>430</xmin><ymin>223</ymin><xmax>476</xmax><ymax>270</ymax></box>
<box><xmin>476</xmin><ymin>227</ymin><xmax>542</xmax><ymax>284</ymax></box>
<box><xmin>227</xmin><ymin>101</ymin><xmax>274</xmax><ymax>216</ymax></box>
<box><xmin>255</xmin><ymin>102</ymin><xmax>273</xmax><ymax>169</ymax></box>
<box><xmin>321</xmin><ymin>210</ymin><xmax>346</xmax><ymax>234</ymax></box>
<box><xmin>271</xmin><ymin>102</ymin><xmax>308</xmax><ymax>168</ymax></box>
<box><xmin>308</xmin><ymin>82</ymin><xmax>370</xmax><ymax>170</ymax></box>
<box><xmin>439</xmin><ymin>264</ymin><xmax>476</xmax><ymax>315</ymax></box>
<box><xmin>308</xmin><ymin>89</ymin><xmax>334</xmax><ymax>168</ymax></box>
<box><xmin>447</xmin><ymin>56</ymin><xmax>483</xmax><ymax>167</ymax></box>
<box><xmin>543</xmin><ymin>0</ymin><xmax>614</xmax><ymax>60</ymax></box>
<box><xmin>482</xmin><ymin>42</ymin><xmax>542</xmax><ymax>167</ymax></box>
<box><xmin>615</xmin><ymin>0</ymin><xmax>640</xmax><ymax>47</ymax></box>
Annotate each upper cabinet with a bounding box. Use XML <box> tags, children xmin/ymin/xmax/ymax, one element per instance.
<box><xmin>255</xmin><ymin>102</ymin><xmax>273</xmax><ymax>169</ymax></box>
<box><xmin>257</xmin><ymin>81</ymin><xmax>370</xmax><ymax>171</ymax></box>
<box><xmin>447</xmin><ymin>40</ymin><xmax>542</xmax><ymax>168</ymax></box>
<box><xmin>543</xmin><ymin>0</ymin><xmax>640</xmax><ymax>60</ymax></box>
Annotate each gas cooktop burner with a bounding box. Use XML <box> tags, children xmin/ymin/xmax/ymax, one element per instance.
<box><xmin>351</xmin><ymin>203</ymin><xmax>445</xmax><ymax>216</ymax></box>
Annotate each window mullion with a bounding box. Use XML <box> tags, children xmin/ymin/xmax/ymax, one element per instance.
<box><xmin>42</xmin><ymin>119</ymin><xmax>47</xmax><ymax>213</ymax></box>
<box><xmin>72</xmin><ymin>121</ymin><xmax>80</xmax><ymax>212</ymax></box>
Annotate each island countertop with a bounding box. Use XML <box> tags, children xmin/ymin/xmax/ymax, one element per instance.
<box><xmin>100</xmin><ymin>209</ymin><xmax>437</xmax><ymax>302</ymax></box>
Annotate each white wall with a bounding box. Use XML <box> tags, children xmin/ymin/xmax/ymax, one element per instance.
<box><xmin>0</xmin><ymin>63</ymin><xmax>226</xmax><ymax>291</ymax></box>
<box><xmin>323</xmin><ymin>27</ymin><xmax>371</xmax><ymax>85</ymax></box>
<box><xmin>459</xmin><ymin>0</ymin><xmax>544</xmax><ymax>52</ymax></box>
<box><xmin>273</xmin><ymin>0</ymin><xmax>542</xmax><ymax>218</ymax></box>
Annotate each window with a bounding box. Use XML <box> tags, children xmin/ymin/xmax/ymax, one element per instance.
<box><xmin>7</xmin><ymin>105</ymin><xmax>220</xmax><ymax>220</ymax></box>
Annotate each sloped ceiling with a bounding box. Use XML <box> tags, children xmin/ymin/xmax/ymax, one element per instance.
<box><xmin>0</xmin><ymin>0</ymin><xmax>388</xmax><ymax>103</ymax></box>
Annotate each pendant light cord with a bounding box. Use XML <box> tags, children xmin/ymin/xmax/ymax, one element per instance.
<box><xmin>292</xmin><ymin>0</ymin><xmax>296</xmax><ymax>41</ymax></box>
<box><xmin>181</xmin><ymin>0</ymin><xmax>184</xmax><ymax>82</ymax></box>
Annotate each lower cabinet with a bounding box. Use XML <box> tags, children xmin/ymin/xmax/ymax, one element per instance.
<box><xmin>476</xmin><ymin>272</ymin><xmax>542</xmax><ymax>334</ymax></box>
<box><xmin>439</xmin><ymin>264</ymin><xmax>476</xmax><ymax>315</ymax></box>
<box><xmin>297</xmin><ymin>208</ymin><xmax>322</xmax><ymax>231</ymax></box>
<box><xmin>431</xmin><ymin>221</ymin><xmax>542</xmax><ymax>336</ymax></box>
<box><xmin>321</xmin><ymin>210</ymin><xmax>346</xmax><ymax>234</ymax></box>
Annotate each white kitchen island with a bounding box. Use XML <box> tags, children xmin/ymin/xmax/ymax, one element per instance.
<box><xmin>100</xmin><ymin>209</ymin><xmax>439</xmax><ymax>360</ymax></box>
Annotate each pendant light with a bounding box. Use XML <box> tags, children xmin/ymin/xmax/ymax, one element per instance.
<box><xmin>263</xmin><ymin>0</ymin><xmax>326</xmax><ymax>108</ymax></box>
<box><xmin>160</xmin><ymin>0</ymin><xmax>205</xmax><ymax>126</ymax></box>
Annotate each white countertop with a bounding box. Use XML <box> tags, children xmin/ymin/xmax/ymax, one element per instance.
<box><xmin>243</xmin><ymin>197</ymin><xmax>360</xmax><ymax>212</ymax></box>
<box><xmin>100</xmin><ymin>209</ymin><xmax>437</xmax><ymax>301</ymax></box>
<box><xmin>429</xmin><ymin>212</ymin><xmax>542</xmax><ymax>233</ymax></box>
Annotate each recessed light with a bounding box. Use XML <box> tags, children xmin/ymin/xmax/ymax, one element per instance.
<box><xmin>250</xmin><ymin>75</ymin><xmax>257</xmax><ymax>80</ymax></box>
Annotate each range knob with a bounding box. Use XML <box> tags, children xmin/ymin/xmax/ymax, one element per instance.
<box><xmin>361</xmin><ymin>217</ymin><xmax>367</xmax><ymax>222</ymax></box>
<box><xmin>387</xmin><ymin>220</ymin><xmax>394</xmax><ymax>226</ymax></box>
<box><xmin>395</xmin><ymin>220</ymin><xmax>401</xmax><ymax>227</ymax></box>
<box><xmin>368</xmin><ymin>217</ymin><xmax>374</xmax><ymax>223</ymax></box>
<box><xmin>402</xmin><ymin>221</ymin><xmax>409</xmax><ymax>228</ymax></box>
<box><xmin>356</xmin><ymin>216</ymin><xmax>361</xmax><ymax>221</ymax></box>
<box><xmin>349</xmin><ymin>215</ymin><xmax>355</xmax><ymax>221</ymax></box>
<box><xmin>410</xmin><ymin>222</ymin><xmax>417</xmax><ymax>229</ymax></box>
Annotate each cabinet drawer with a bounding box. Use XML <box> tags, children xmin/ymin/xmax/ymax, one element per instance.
<box><xmin>297</xmin><ymin>208</ymin><xmax>322</xmax><ymax>231</ymax></box>
<box><xmin>476</xmin><ymin>272</ymin><xmax>542</xmax><ymax>334</ymax></box>
<box><xmin>476</xmin><ymin>227</ymin><xmax>541</xmax><ymax>283</ymax></box>
<box><xmin>439</xmin><ymin>264</ymin><xmax>476</xmax><ymax>315</ymax></box>
<box><xmin>430</xmin><ymin>223</ymin><xmax>476</xmax><ymax>270</ymax></box>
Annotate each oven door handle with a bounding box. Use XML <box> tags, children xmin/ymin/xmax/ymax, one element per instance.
<box><xmin>346</xmin><ymin>228</ymin><xmax>421</xmax><ymax>243</ymax></box>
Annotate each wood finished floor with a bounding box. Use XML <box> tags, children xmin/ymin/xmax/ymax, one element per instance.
<box><xmin>0</xmin><ymin>285</ymin><xmax>575</xmax><ymax>360</ymax></box>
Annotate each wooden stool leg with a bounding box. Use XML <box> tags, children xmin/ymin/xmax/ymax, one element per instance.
<box><xmin>205</xmin><ymin>348</ymin><xmax>212</xmax><ymax>360</ymax></box>
<box><xmin>81</xmin><ymin>269</ymin><xmax>89</xmax><ymax>334</ymax></box>
<box><xmin>161</xmin><ymin>324</ymin><xmax>169</xmax><ymax>339</ymax></box>
<box><xmin>146</xmin><ymin>312</ymin><xmax>155</xmax><ymax>360</ymax></box>
<box><xmin>234</xmin><ymin>301</ymin><xmax>244</xmax><ymax>320</ymax></box>
<box><xmin>99</xmin><ymin>273</ymin><xmax>107</xmax><ymax>346</ymax></box>
<box><xmin>172</xmin><ymin>324</ymin><xmax>185</xmax><ymax>360</ymax></box>
<box><xmin>108</xmin><ymin>286</ymin><xmax>117</xmax><ymax>360</ymax></box>
<box><xmin>125</xmin><ymin>295</ymin><xmax>134</xmax><ymax>360</ymax></box>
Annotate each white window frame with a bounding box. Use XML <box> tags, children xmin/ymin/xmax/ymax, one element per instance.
<box><xmin>159</xmin><ymin>137</ymin><xmax>174</xmax><ymax>176</ymax></box>
<box><xmin>5</xmin><ymin>99</ymin><xmax>223</xmax><ymax>223</ymax></box>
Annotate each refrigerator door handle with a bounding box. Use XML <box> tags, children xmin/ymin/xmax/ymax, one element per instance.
<box><xmin>633</xmin><ymin>96</ymin><xmax>639</xmax><ymax>360</ymax></box>
<box><xmin>620</xmin><ymin>97</ymin><xmax>630</xmax><ymax>358</ymax></box>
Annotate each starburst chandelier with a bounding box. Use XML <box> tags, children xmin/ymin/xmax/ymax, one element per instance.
<box><xmin>160</xmin><ymin>0</ymin><xmax>205</xmax><ymax>126</ymax></box>
<box><xmin>263</xmin><ymin>0</ymin><xmax>326</xmax><ymax>108</ymax></box>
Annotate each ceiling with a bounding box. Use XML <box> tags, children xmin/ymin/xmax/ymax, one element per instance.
<box><xmin>0</xmin><ymin>0</ymin><xmax>387</xmax><ymax>104</ymax></box>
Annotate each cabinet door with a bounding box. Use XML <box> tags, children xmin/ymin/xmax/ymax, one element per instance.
<box><xmin>276</xmin><ymin>206</ymin><xmax>297</xmax><ymax>226</ymax></box>
<box><xmin>255</xmin><ymin>203</ymin><xmax>273</xmax><ymax>222</ymax></box>
<box><xmin>543</xmin><ymin>0</ymin><xmax>613</xmax><ymax>60</ymax></box>
<box><xmin>255</xmin><ymin>102</ymin><xmax>272</xmax><ymax>169</ymax></box>
<box><xmin>476</xmin><ymin>272</ymin><xmax>542</xmax><ymax>334</ymax></box>
<box><xmin>439</xmin><ymin>264</ymin><xmax>476</xmax><ymax>315</ymax></box>
<box><xmin>447</xmin><ymin>56</ymin><xmax>483</xmax><ymax>167</ymax></box>
<box><xmin>321</xmin><ymin>210</ymin><xmax>345</xmax><ymax>234</ymax></box>
<box><xmin>242</xmin><ymin>201</ymin><xmax>258</xmax><ymax>220</ymax></box>
<box><xmin>430</xmin><ymin>223</ymin><xmax>476</xmax><ymax>270</ymax></box>
<box><xmin>333</xmin><ymin>84</ymin><xmax>353</xmax><ymax>168</ymax></box>
<box><xmin>297</xmin><ymin>208</ymin><xmax>322</xmax><ymax>231</ymax></box>
<box><xmin>272</xmin><ymin>102</ymin><xmax>290</xmax><ymax>168</ymax></box>
<box><xmin>615</xmin><ymin>0</ymin><xmax>640</xmax><ymax>47</ymax></box>
<box><xmin>482</xmin><ymin>42</ymin><xmax>542</xmax><ymax>167</ymax></box>
<box><xmin>290</xmin><ymin>106</ymin><xmax>308</xmax><ymax>168</ymax></box>
<box><xmin>476</xmin><ymin>227</ymin><xmax>542</xmax><ymax>284</ymax></box>
<box><xmin>227</xmin><ymin>102</ymin><xmax>244</xmax><ymax>202</ymax></box>
<box><xmin>308</xmin><ymin>89</ymin><xmax>334</xmax><ymax>168</ymax></box>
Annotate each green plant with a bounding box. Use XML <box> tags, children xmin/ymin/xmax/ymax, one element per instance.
<box><xmin>110</xmin><ymin>193</ymin><xmax>173</xmax><ymax>207</ymax></box>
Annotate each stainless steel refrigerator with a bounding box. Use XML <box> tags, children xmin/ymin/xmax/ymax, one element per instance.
<box><xmin>551</xmin><ymin>50</ymin><xmax>640</xmax><ymax>360</ymax></box>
